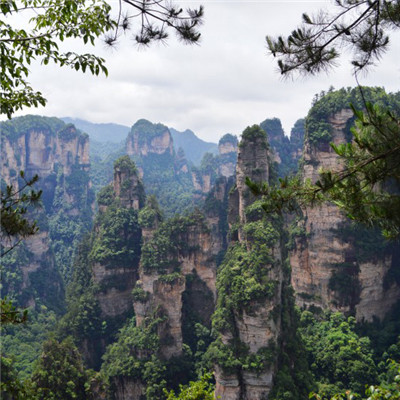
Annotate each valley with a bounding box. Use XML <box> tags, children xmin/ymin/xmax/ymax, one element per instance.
<box><xmin>2</xmin><ymin>87</ymin><xmax>400</xmax><ymax>399</ymax></box>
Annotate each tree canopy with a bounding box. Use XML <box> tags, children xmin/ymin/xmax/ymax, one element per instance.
<box><xmin>0</xmin><ymin>0</ymin><xmax>203</xmax><ymax>118</ymax></box>
<box><xmin>266</xmin><ymin>0</ymin><xmax>400</xmax><ymax>77</ymax></box>
<box><xmin>257</xmin><ymin>1</ymin><xmax>400</xmax><ymax>238</ymax></box>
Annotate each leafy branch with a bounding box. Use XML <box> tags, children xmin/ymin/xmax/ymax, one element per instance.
<box><xmin>1</xmin><ymin>171</ymin><xmax>42</xmax><ymax>256</ymax></box>
<box><xmin>248</xmin><ymin>102</ymin><xmax>400</xmax><ymax>238</ymax></box>
<box><xmin>266</xmin><ymin>0</ymin><xmax>400</xmax><ymax>76</ymax></box>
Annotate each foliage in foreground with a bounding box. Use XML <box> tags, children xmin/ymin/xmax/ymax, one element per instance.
<box><xmin>248</xmin><ymin>88</ymin><xmax>400</xmax><ymax>239</ymax></box>
<box><xmin>164</xmin><ymin>373</ymin><xmax>214</xmax><ymax>400</ymax></box>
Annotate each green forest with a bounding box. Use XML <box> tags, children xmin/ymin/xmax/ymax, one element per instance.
<box><xmin>2</xmin><ymin>1</ymin><xmax>400</xmax><ymax>400</ymax></box>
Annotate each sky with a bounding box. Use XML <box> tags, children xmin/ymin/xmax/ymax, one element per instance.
<box><xmin>5</xmin><ymin>0</ymin><xmax>400</xmax><ymax>143</ymax></box>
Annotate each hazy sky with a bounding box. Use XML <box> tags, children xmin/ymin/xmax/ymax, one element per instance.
<box><xmin>6</xmin><ymin>0</ymin><xmax>400</xmax><ymax>142</ymax></box>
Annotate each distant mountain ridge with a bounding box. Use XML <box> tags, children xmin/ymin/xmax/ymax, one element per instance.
<box><xmin>61</xmin><ymin>117</ymin><xmax>130</xmax><ymax>143</ymax></box>
<box><xmin>61</xmin><ymin>117</ymin><xmax>218</xmax><ymax>166</ymax></box>
<box><xmin>169</xmin><ymin>127</ymin><xmax>218</xmax><ymax>165</ymax></box>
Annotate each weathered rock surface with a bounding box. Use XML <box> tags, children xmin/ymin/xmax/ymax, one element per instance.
<box><xmin>215</xmin><ymin>126</ymin><xmax>283</xmax><ymax>399</ymax></box>
<box><xmin>290</xmin><ymin>109</ymin><xmax>400</xmax><ymax>320</ymax></box>
<box><xmin>1</xmin><ymin>116</ymin><xmax>92</xmax><ymax>309</ymax></box>
<box><xmin>92</xmin><ymin>157</ymin><xmax>143</xmax><ymax>319</ymax></box>
<box><xmin>126</xmin><ymin>119</ymin><xmax>174</xmax><ymax>157</ymax></box>
<box><xmin>133</xmin><ymin>220</ymin><xmax>218</xmax><ymax>358</ymax></box>
<box><xmin>235</xmin><ymin>129</ymin><xmax>269</xmax><ymax>240</ymax></box>
<box><xmin>192</xmin><ymin>134</ymin><xmax>238</xmax><ymax>198</ymax></box>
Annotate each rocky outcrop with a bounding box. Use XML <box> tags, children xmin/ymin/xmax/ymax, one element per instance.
<box><xmin>192</xmin><ymin>134</ymin><xmax>238</xmax><ymax>199</ymax></box>
<box><xmin>118</xmin><ymin>210</ymin><xmax>219</xmax><ymax>398</ymax></box>
<box><xmin>1</xmin><ymin>115</ymin><xmax>92</xmax><ymax>310</ymax></box>
<box><xmin>214</xmin><ymin>125</ymin><xmax>283</xmax><ymax>399</ymax></box>
<box><xmin>92</xmin><ymin>157</ymin><xmax>143</xmax><ymax>320</ymax></box>
<box><xmin>235</xmin><ymin>127</ymin><xmax>269</xmax><ymax>240</ymax></box>
<box><xmin>125</xmin><ymin>119</ymin><xmax>194</xmax><ymax>217</ymax></box>
<box><xmin>113</xmin><ymin>156</ymin><xmax>145</xmax><ymax>210</ymax></box>
<box><xmin>126</xmin><ymin>119</ymin><xmax>173</xmax><ymax>157</ymax></box>
<box><xmin>192</xmin><ymin>170</ymin><xmax>212</xmax><ymax>194</ymax></box>
<box><xmin>218</xmin><ymin>134</ymin><xmax>238</xmax><ymax>178</ymax></box>
<box><xmin>290</xmin><ymin>108</ymin><xmax>400</xmax><ymax>320</ymax></box>
<box><xmin>203</xmin><ymin>176</ymin><xmax>236</xmax><ymax>255</ymax></box>
<box><xmin>112</xmin><ymin>377</ymin><xmax>145</xmax><ymax>400</ymax></box>
<box><xmin>260</xmin><ymin>117</ymin><xmax>305</xmax><ymax>178</ymax></box>
<box><xmin>133</xmin><ymin>214</ymin><xmax>217</xmax><ymax>356</ymax></box>
<box><xmin>1</xmin><ymin>121</ymin><xmax>89</xmax><ymax>187</ymax></box>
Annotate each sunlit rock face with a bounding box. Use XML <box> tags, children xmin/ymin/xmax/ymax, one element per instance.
<box><xmin>290</xmin><ymin>109</ymin><xmax>400</xmax><ymax>321</ymax></box>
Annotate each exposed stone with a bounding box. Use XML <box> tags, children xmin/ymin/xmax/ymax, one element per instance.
<box><xmin>235</xmin><ymin>128</ymin><xmax>269</xmax><ymax>239</ymax></box>
<box><xmin>215</xmin><ymin>126</ymin><xmax>282</xmax><ymax>399</ymax></box>
<box><xmin>290</xmin><ymin>109</ymin><xmax>400</xmax><ymax>320</ymax></box>
<box><xmin>1</xmin><ymin>117</ymin><xmax>90</xmax><ymax>309</ymax></box>
<box><xmin>112</xmin><ymin>377</ymin><xmax>145</xmax><ymax>400</ymax></box>
<box><xmin>126</xmin><ymin>119</ymin><xmax>174</xmax><ymax>157</ymax></box>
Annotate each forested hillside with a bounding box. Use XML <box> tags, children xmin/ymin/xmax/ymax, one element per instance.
<box><xmin>2</xmin><ymin>87</ymin><xmax>400</xmax><ymax>400</ymax></box>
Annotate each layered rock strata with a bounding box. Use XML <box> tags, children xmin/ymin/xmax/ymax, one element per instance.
<box><xmin>214</xmin><ymin>125</ymin><xmax>283</xmax><ymax>399</ymax></box>
<box><xmin>192</xmin><ymin>134</ymin><xmax>238</xmax><ymax>197</ymax></box>
<box><xmin>92</xmin><ymin>156</ymin><xmax>144</xmax><ymax>320</ymax></box>
<box><xmin>1</xmin><ymin>116</ymin><xmax>92</xmax><ymax>309</ymax></box>
<box><xmin>290</xmin><ymin>109</ymin><xmax>400</xmax><ymax>320</ymax></box>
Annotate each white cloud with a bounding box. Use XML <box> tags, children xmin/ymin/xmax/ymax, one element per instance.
<box><xmin>6</xmin><ymin>0</ymin><xmax>400</xmax><ymax>143</ymax></box>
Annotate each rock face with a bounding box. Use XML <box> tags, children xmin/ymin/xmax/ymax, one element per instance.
<box><xmin>93</xmin><ymin>156</ymin><xmax>144</xmax><ymax>320</ymax></box>
<box><xmin>235</xmin><ymin>129</ymin><xmax>269</xmax><ymax>239</ymax></box>
<box><xmin>1</xmin><ymin>120</ymin><xmax>89</xmax><ymax>187</ymax></box>
<box><xmin>113</xmin><ymin>156</ymin><xmax>145</xmax><ymax>210</ymax></box>
<box><xmin>133</xmin><ymin>212</ymin><xmax>218</xmax><ymax>358</ymax></box>
<box><xmin>203</xmin><ymin>175</ymin><xmax>236</xmax><ymax>256</ymax></box>
<box><xmin>125</xmin><ymin>119</ymin><xmax>194</xmax><ymax>217</ymax></box>
<box><xmin>1</xmin><ymin>115</ymin><xmax>93</xmax><ymax>310</ymax></box>
<box><xmin>192</xmin><ymin>134</ymin><xmax>238</xmax><ymax>199</ymax></box>
<box><xmin>260</xmin><ymin>117</ymin><xmax>305</xmax><ymax>178</ymax></box>
<box><xmin>290</xmin><ymin>109</ymin><xmax>400</xmax><ymax>320</ymax></box>
<box><xmin>214</xmin><ymin>125</ymin><xmax>283</xmax><ymax>400</ymax></box>
<box><xmin>218</xmin><ymin>134</ymin><xmax>238</xmax><ymax>178</ymax></box>
<box><xmin>126</xmin><ymin>119</ymin><xmax>174</xmax><ymax>158</ymax></box>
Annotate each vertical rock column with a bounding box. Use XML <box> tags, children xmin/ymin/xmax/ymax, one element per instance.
<box><xmin>290</xmin><ymin>108</ymin><xmax>400</xmax><ymax>320</ymax></box>
<box><xmin>91</xmin><ymin>156</ymin><xmax>144</xmax><ymax>320</ymax></box>
<box><xmin>214</xmin><ymin>125</ymin><xmax>283</xmax><ymax>400</ymax></box>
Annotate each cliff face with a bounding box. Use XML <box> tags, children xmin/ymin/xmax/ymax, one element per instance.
<box><xmin>126</xmin><ymin>119</ymin><xmax>174</xmax><ymax>158</ymax></box>
<box><xmin>260</xmin><ymin>117</ymin><xmax>305</xmax><ymax>178</ymax></box>
<box><xmin>290</xmin><ymin>109</ymin><xmax>400</xmax><ymax>320</ymax></box>
<box><xmin>235</xmin><ymin>129</ymin><xmax>269</xmax><ymax>239</ymax></box>
<box><xmin>1</xmin><ymin>116</ymin><xmax>93</xmax><ymax>311</ymax></box>
<box><xmin>93</xmin><ymin>157</ymin><xmax>144</xmax><ymax>320</ymax></box>
<box><xmin>134</xmin><ymin>211</ymin><xmax>217</xmax><ymax>357</ymax></box>
<box><xmin>64</xmin><ymin>156</ymin><xmax>143</xmax><ymax>370</ymax></box>
<box><xmin>214</xmin><ymin>125</ymin><xmax>284</xmax><ymax>400</ymax></box>
<box><xmin>107</xmin><ymin>208</ymin><xmax>219</xmax><ymax>398</ymax></box>
<box><xmin>1</xmin><ymin>119</ymin><xmax>90</xmax><ymax>208</ymax></box>
<box><xmin>192</xmin><ymin>134</ymin><xmax>238</xmax><ymax>198</ymax></box>
<box><xmin>125</xmin><ymin>119</ymin><xmax>194</xmax><ymax>217</ymax></box>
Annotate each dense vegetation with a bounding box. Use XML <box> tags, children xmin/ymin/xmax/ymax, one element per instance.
<box><xmin>306</xmin><ymin>87</ymin><xmax>400</xmax><ymax>146</ymax></box>
<box><xmin>3</xmin><ymin>89</ymin><xmax>400</xmax><ymax>400</ymax></box>
<box><xmin>260</xmin><ymin>117</ymin><xmax>305</xmax><ymax>178</ymax></box>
